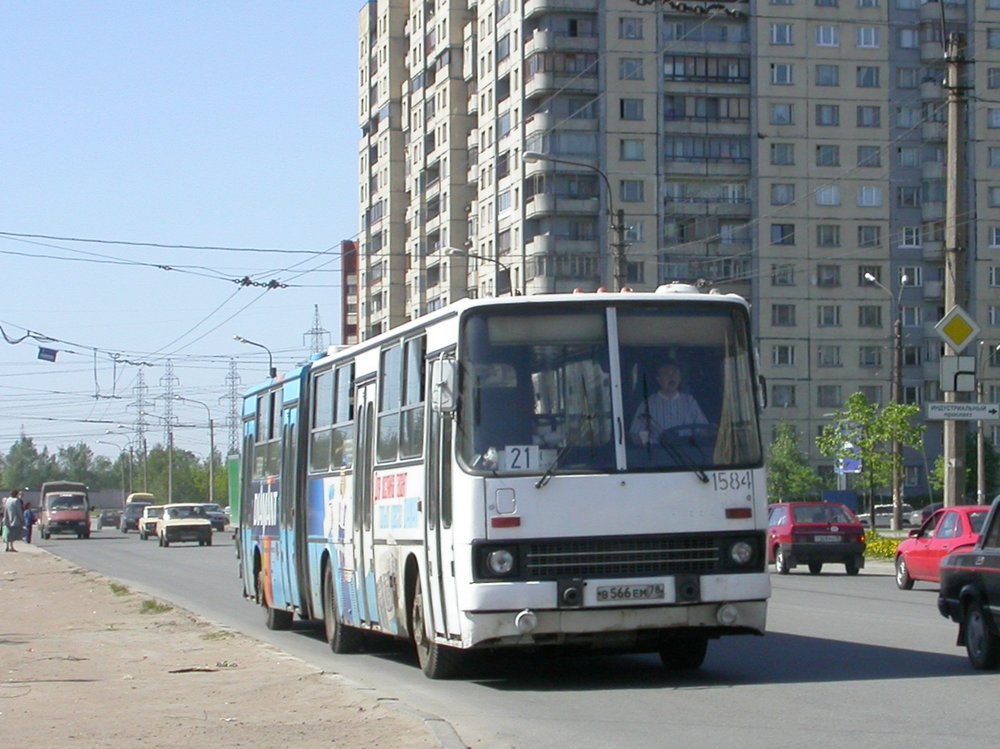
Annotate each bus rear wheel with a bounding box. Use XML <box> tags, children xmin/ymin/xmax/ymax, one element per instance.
<box><xmin>411</xmin><ymin>576</ymin><xmax>463</xmax><ymax>679</ymax></box>
<box><xmin>323</xmin><ymin>564</ymin><xmax>362</xmax><ymax>654</ymax></box>
<box><xmin>259</xmin><ymin>570</ymin><xmax>292</xmax><ymax>631</ymax></box>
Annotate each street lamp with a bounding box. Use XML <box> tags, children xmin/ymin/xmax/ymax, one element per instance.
<box><xmin>174</xmin><ymin>396</ymin><xmax>216</xmax><ymax>504</ymax></box>
<box><xmin>97</xmin><ymin>440</ymin><xmax>128</xmax><ymax>501</ymax></box>
<box><xmin>234</xmin><ymin>335</ymin><xmax>276</xmax><ymax>378</ymax></box>
<box><xmin>522</xmin><ymin>150</ymin><xmax>629</xmax><ymax>292</ymax></box>
<box><xmin>445</xmin><ymin>247</ymin><xmax>514</xmax><ymax>296</ymax></box>
<box><xmin>865</xmin><ymin>271</ymin><xmax>908</xmax><ymax>530</ymax></box>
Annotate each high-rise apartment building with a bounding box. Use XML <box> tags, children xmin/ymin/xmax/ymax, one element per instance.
<box><xmin>353</xmin><ymin>0</ymin><xmax>1000</xmax><ymax>496</ymax></box>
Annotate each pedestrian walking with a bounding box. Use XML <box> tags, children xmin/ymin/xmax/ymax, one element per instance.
<box><xmin>23</xmin><ymin>502</ymin><xmax>36</xmax><ymax>544</ymax></box>
<box><xmin>3</xmin><ymin>489</ymin><xmax>26</xmax><ymax>552</ymax></box>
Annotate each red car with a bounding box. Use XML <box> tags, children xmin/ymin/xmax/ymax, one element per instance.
<box><xmin>767</xmin><ymin>502</ymin><xmax>867</xmax><ymax>575</ymax></box>
<box><xmin>895</xmin><ymin>505</ymin><xmax>990</xmax><ymax>589</ymax></box>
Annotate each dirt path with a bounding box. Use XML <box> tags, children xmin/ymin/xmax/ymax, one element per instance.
<box><xmin>0</xmin><ymin>543</ymin><xmax>443</xmax><ymax>748</ymax></box>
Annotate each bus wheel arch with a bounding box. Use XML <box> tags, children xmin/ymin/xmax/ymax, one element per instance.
<box><xmin>406</xmin><ymin>555</ymin><xmax>464</xmax><ymax>679</ymax></box>
<box><xmin>321</xmin><ymin>554</ymin><xmax>363</xmax><ymax>654</ymax></box>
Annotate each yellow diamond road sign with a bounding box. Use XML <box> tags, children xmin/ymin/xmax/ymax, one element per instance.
<box><xmin>934</xmin><ymin>305</ymin><xmax>980</xmax><ymax>354</ymax></box>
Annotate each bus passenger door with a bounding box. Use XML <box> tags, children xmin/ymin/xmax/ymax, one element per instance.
<box><xmin>278</xmin><ymin>403</ymin><xmax>301</xmax><ymax>611</ymax></box>
<box><xmin>425</xmin><ymin>359</ymin><xmax>461</xmax><ymax>641</ymax></box>
<box><xmin>353</xmin><ymin>381</ymin><xmax>377</xmax><ymax>625</ymax></box>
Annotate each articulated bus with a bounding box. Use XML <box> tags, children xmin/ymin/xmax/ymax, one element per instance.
<box><xmin>237</xmin><ymin>286</ymin><xmax>769</xmax><ymax>678</ymax></box>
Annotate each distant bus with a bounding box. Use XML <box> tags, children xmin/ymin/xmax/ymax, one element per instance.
<box><xmin>236</xmin><ymin>287</ymin><xmax>769</xmax><ymax>678</ymax></box>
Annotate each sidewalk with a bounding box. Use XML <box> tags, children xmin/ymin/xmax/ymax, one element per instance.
<box><xmin>0</xmin><ymin>542</ymin><xmax>439</xmax><ymax>749</ymax></box>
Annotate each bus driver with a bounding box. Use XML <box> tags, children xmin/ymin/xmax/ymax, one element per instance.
<box><xmin>629</xmin><ymin>360</ymin><xmax>707</xmax><ymax>445</ymax></box>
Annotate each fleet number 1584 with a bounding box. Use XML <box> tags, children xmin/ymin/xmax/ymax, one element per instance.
<box><xmin>711</xmin><ymin>471</ymin><xmax>752</xmax><ymax>492</ymax></box>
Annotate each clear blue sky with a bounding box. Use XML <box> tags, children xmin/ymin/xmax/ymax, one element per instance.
<box><xmin>1</xmin><ymin>2</ymin><xmax>362</xmax><ymax>461</ymax></box>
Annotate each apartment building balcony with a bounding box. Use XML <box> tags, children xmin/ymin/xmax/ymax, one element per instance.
<box><xmin>663</xmin><ymin>196</ymin><xmax>752</xmax><ymax>217</ymax></box>
<box><xmin>663</xmin><ymin>117</ymin><xmax>750</xmax><ymax>139</ymax></box>
<box><xmin>921</xmin><ymin>77</ymin><xmax>944</xmax><ymax>101</ymax></box>
<box><xmin>524</xmin><ymin>0</ymin><xmax>598</xmax><ymax>17</ymax></box>
<box><xmin>922</xmin><ymin>120</ymin><xmax>946</xmax><ymax>141</ymax></box>
<box><xmin>923</xmin><ymin>240</ymin><xmax>944</xmax><ymax>260</ymax></box>
<box><xmin>524</xmin><ymin>72</ymin><xmax>598</xmax><ymax>99</ymax></box>
<box><xmin>525</xmin><ymin>29</ymin><xmax>598</xmax><ymax>57</ymax></box>
<box><xmin>524</xmin><ymin>193</ymin><xmax>600</xmax><ymax>219</ymax></box>
<box><xmin>525</xmin><ymin>233</ymin><xmax>600</xmax><ymax>259</ymax></box>
<box><xmin>525</xmin><ymin>112</ymin><xmax>598</xmax><ymax>138</ymax></box>
<box><xmin>922</xmin><ymin>200</ymin><xmax>944</xmax><ymax>222</ymax></box>
<box><xmin>920</xmin><ymin>0</ymin><xmax>966</xmax><ymax>23</ymax></box>
<box><xmin>924</xmin><ymin>280</ymin><xmax>943</xmax><ymax>299</ymax></box>
<box><xmin>467</xmin><ymin>94</ymin><xmax>478</xmax><ymax>115</ymax></box>
<box><xmin>467</xmin><ymin>162</ymin><xmax>479</xmax><ymax>185</ymax></box>
<box><xmin>921</xmin><ymin>41</ymin><xmax>944</xmax><ymax>63</ymax></box>
<box><xmin>922</xmin><ymin>160</ymin><xmax>944</xmax><ymax>181</ymax></box>
<box><xmin>662</xmin><ymin>159</ymin><xmax>750</xmax><ymax>178</ymax></box>
<box><xmin>660</xmin><ymin>39</ymin><xmax>749</xmax><ymax>57</ymax></box>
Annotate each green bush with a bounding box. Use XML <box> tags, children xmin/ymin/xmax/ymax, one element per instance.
<box><xmin>864</xmin><ymin>530</ymin><xmax>900</xmax><ymax>559</ymax></box>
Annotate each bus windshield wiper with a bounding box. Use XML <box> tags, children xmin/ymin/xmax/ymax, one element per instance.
<box><xmin>535</xmin><ymin>444</ymin><xmax>571</xmax><ymax>489</ymax></box>
<box><xmin>657</xmin><ymin>434</ymin><xmax>710</xmax><ymax>484</ymax></box>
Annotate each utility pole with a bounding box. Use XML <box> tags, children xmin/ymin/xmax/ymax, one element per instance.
<box><xmin>943</xmin><ymin>33</ymin><xmax>970</xmax><ymax>508</ymax></box>
<box><xmin>612</xmin><ymin>208</ymin><xmax>629</xmax><ymax>292</ymax></box>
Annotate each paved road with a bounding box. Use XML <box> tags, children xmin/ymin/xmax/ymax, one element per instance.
<box><xmin>40</xmin><ymin>530</ymin><xmax>999</xmax><ymax>749</ymax></box>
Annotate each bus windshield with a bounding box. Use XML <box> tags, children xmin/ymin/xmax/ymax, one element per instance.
<box><xmin>457</xmin><ymin>302</ymin><xmax>762</xmax><ymax>476</ymax></box>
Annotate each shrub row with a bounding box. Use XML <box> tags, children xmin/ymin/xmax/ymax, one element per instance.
<box><xmin>865</xmin><ymin>530</ymin><xmax>901</xmax><ymax>559</ymax></box>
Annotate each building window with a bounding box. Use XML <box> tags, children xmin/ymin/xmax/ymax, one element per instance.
<box><xmin>898</xmin><ymin>28</ymin><xmax>919</xmax><ymax>49</ymax></box>
<box><xmin>897</xmin><ymin>185</ymin><xmax>920</xmax><ymax>207</ymax></box>
<box><xmin>988</xmin><ymin>109</ymin><xmax>1000</xmax><ymax>129</ymax></box>
<box><xmin>859</xmin><ymin>345</ymin><xmax>882</xmax><ymax>367</ymax></box>
<box><xmin>818</xmin><ymin>305</ymin><xmax>841</xmax><ymax>327</ymax></box>
<box><xmin>857</xmin><ymin>66</ymin><xmax>880</xmax><ymax>87</ymax></box>
<box><xmin>619</xmin><ymin>17</ymin><xmax>643</xmax><ymax>39</ymax></box>
<box><xmin>989</xmin><ymin>29</ymin><xmax>1000</xmax><ymax>49</ymax></box>
<box><xmin>773</xmin><ymin>345</ymin><xmax>795</xmax><ymax>366</ymax></box>
<box><xmin>859</xmin><ymin>305</ymin><xmax>883</xmax><ymax>327</ymax></box>
<box><xmin>816</xmin><ymin>25</ymin><xmax>840</xmax><ymax>46</ymax></box>
<box><xmin>852</xmin><ymin>147</ymin><xmax>880</xmax><ymax>171</ymax></box>
<box><xmin>818</xmin><ymin>385</ymin><xmax>843</xmax><ymax>408</ymax></box>
<box><xmin>771</xmin><ymin>23</ymin><xmax>793</xmax><ymax>44</ymax></box>
<box><xmin>816</xmin><ymin>144</ymin><xmax>840</xmax><ymax>166</ymax></box>
<box><xmin>620</xmin><ymin>98</ymin><xmax>644</xmax><ymax>120</ymax></box>
<box><xmin>620</xmin><ymin>138</ymin><xmax>645</xmax><ymax>161</ymax></box>
<box><xmin>991</xmin><ymin>226</ymin><xmax>1000</xmax><ymax>246</ymax></box>
<box><xmin>898</xmin><ymin>67</ymin><xmax>919</xmax><ymax>88</ymax></box>
<box><xmin>815</xmin><ymin>65</ymin><xmax>840</xmax><ymax>86</ymax></box>
<box><xmin>620</xmin><ymin>180</ymin><xmax>644</xmax><ymax>202</ymax></box>
<box><xmin>772</xmin><ymin>304</ymin><xmax>796</xmax><ymax>326</ymax></box>
<box><xmin>771</xmin><ymin>103</ymin><xmax>794</xmax><ymax>125</ymax></box>
<box><xmin>991</xmin><ymin>187</ymin><xmax>1000</xmax><ymax>207</ymax></box>
<box><xmin>816</xmin><ymin>104</ymin><xmax>840</xmax><ymax>126</ymax></box>
<box><xmin>901</xmin><ymin>226</ymin><xmax>922</xmax><ymax>247</ymax></box>
<box><xmin>771</xmin><ymin>143</ymin><xmax>795</xmax><ymax>165</ymax></box>
<box><xmin>857</xmin><ymin>27</ymin><xmax>880</xmax><ymax>48</ymax></box>
<box><xmin>771</xmin><ymin>63</ymin><xmax>794</xmax><ymax>85</ymax></box>
<box><xmin>817</xmin><ymin>264</ymin><xmax>841</xmax><ymax>286</ymax></box>
<box><xmin>902</xmin><ymin>306</ymin><xmax>922</xmax><ymax>327</ymax></box>
<box><xmin>817</xmin><ymin>345</ymin><xmax>842</xmax><ymax>367</ymax></box>
<box><xmin>898</xmin><ymin>146</ymin><xmax>920</xmax><ymax>168</ymax></box>
<box><xmin>619</xmin><ymin>58</ymin><xmax>644</xmax><ymax>80</ymax></box>
<box><xmin>989</xmin><ymin>68</ymin><xmax>1000</xmax><ymax>89</ymax></box>
<box><xmin>771</xmin><ymin>224</ymin><xmax>796</xmax><ymax>245</ymax></box>
<box><xmin>817</xmin><ymin>224</ymin><xmax>841</xmax><ymax>247</ymax></box>
<box><xmin>857</xmin><ymin>105</ymin><xmax>881</xmax><ymax>128</ymax></box>
<box><xmin>816</xmin><ymin>185</ymin><xmax>841</xmax><ymax>206</ymax></box>
<box><xmin>772</xmin><ymin>263</ymin><xmax>796</xmax><ymax>285</ymax></box>
<box><xmin>858</xmin><ymin>225</ymin><xmax>881</xmax><ymax>246</ymax></box>
<box><xmin>773</xmin><ymin>385</ymin><xmax>797</xmax><ymax>407</ymax></box>
<box><xmin>771</xmin><ymin>183</ymin><xmax>796</xmax><ymax>205</ymax></box>
<box><xmin>858</xmin><ymin>186</ymin><xmax>883</xmax><ymax>207</ymax></box>
<box><xmin>900</xmin><ymin>265</ymin><xmax>922</xmax><ymax>286</ymax></box>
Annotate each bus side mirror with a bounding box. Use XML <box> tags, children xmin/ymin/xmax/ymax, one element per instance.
<box><xmin>432</xmin><ymin>359</ymin><xmax>458</xmax><ymax>414</ymax></box>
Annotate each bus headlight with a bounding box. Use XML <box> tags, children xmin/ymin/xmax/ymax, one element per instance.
<box><xmin>729</xmin><ymin>541</ymin><xmax>754</xmax><ymax>566</ymax></box>
<box><xmin>487</xmin><ymin>549</ymin><xmax>516</xmax><ymax>576</ymax></box>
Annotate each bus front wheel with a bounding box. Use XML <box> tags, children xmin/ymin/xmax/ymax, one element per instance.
<box><xmin>411</xmin><ymin>576</ymin><xmax>463</xmax><ymax>679</ymax></box>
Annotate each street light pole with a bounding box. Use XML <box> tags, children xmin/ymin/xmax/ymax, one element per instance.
<box><xmin>865</xmin><ymin>272</ymin><xmax>907</xmax><ymax>530</ymax></box>
<box><xmin>445</xmin><ymin>247</ymin><xmax>514</xmax><ymax>296</ymax></box>
<box><xmin>234</xmin><ymin>335</ymin><xmax>277</xmax><ymax>378</ymax></box>
<box><xmin>97</xmin><ymin>440</ymin><xmax>126</xmax><ymax>502</ymax></box>
<box><xmin>522</xmin><ymin>151</ymin><xmax>628</xmax><ymax>291</ymax></box>
<box><xmin>175</xmin><ymin>396</ymin><xmax>215</xmax><ymax>504</ymax></box>
<box><xmin>976</xmin><ymin>342</ymin><xmax>1000</xmax><ymax>505</ymax></box>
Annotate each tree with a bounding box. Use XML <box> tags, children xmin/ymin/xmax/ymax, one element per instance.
<box><xmin>817</xmin><ymin>392</ymin><xmax>924</xmax><ymax>522</ymax></box>
<box><xmin>766</xmin><ymin>422</ymin><xmax>823</xmax><ymax>502</ymax></box>
<box><xmin>929</xmin><ymin>432</ymin><xmax>998</xmax><ymax>503</ymax></box>
<box><xmin>2</xmin><ymin>435</ymin><xmax>57</xmax><ymax>491</ymax></box>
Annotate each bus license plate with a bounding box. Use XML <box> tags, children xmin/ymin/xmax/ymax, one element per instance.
<box><xmin>595</xmin><ymin>583</ymin><xmax>665</xmax><ymax>603</ymax></box>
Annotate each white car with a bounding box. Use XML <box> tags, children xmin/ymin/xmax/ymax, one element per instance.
<box><xmin>138</xmin><ymin>506</ymin><xmax>164</xmax><ymax>540</ymax></box>
<box><xmin>157</xmin><ymin>503</ymin><xmax>213</xmax><ymax>547</ymax></box>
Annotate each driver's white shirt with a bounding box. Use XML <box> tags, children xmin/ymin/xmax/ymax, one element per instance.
<box><xmin>629</xmin><ymin>391</ymin><xmax>707</xmax><ymax>437</ymax></box>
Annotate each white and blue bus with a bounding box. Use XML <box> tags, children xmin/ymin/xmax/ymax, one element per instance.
<box><xmin>237</xmin><ymin>286</ymin><xmax>769</xmax><ymax>678</ymax></box>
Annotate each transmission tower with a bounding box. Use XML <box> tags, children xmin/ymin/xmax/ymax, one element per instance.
<box><xmin>224</xmin><ymin>358</ymin><xmax>242</xmax><ymax>455</ymax></box>
<box><xmin>303</xmin><ymin>304</ymin><xmax>331</xmax><ymax>355</ymax></box>
<box><xmin>132</xmin><ymin>369</ymin><xmax>150</xmax><ymax>446</ymax></box>
<box><xmin>160</xmin><ymin>360</ymin><xmax>180</xmax><ymax>442</ymax></box>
